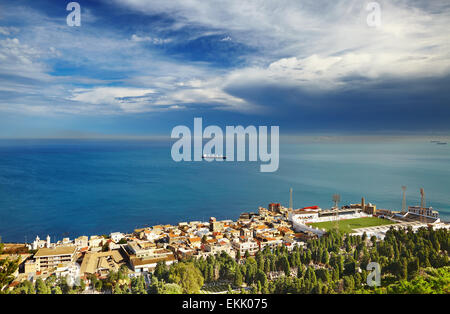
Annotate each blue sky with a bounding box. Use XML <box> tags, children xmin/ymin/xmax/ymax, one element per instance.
<box><xmin>0</xmin><ymin>0</ymin><xmax>449</xmax><ymax>137</ymax></box>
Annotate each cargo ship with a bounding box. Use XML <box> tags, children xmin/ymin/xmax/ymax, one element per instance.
<box><xmin>202</xmin><ymin>154</ymin><xmax>226</xmax><ymax>159</ymax></box>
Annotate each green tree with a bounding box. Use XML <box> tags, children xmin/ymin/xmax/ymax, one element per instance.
<box><xmin>154</xmin><ymin>261</ymin><xmax>169</xmax><ymax>281</ymax></box>
<box><xmin>160</xmin><ymin>283</ymin><xmax>183</xmax><ymax>294</ymax></box>
<box><xmin>0</xmin><ymin>240</ymin><xmax>19</xmax><ymax>292</ymax></box>
<box><xmin>233</xmin><ymin>267</ymin><xmax>243</xmax><ymax>287</ymax></box>
<box><xmin>35</xmin><ymin>278</ymin><xmax>50</xmax><ymax>294</ymax></box>
<box><xmin>168</xmin><ymin>262</ymin><xmax>204</xmax><ymax>294</ymax></box>
<box><xmin>255</xmin><ymin>269</ymin><xmax>268</xmax><ymax>288</ymax></box>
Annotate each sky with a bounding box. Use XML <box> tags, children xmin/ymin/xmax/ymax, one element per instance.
<box><xmin>0</xmin><ymin>0</ymin><xmax>449</xmax><ymax>137</ymax></box>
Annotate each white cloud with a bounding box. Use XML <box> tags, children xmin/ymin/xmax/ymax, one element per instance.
<box><xmin>69</xmin><ymin>87</ymin><xmax>156</xmax><ymax>113</ymax></box>
<box><xmin>131</xmin><ymin>34</ymin><xmax>172</xmax><ymax>44</ymax></box>
<box><xmin>68</xmin><ymin>82</ymin><xmax>255</xmax><ymax>113</ymax></box>
<box><xmin>0</xmin><ymin>37</ymin><xmax>50</xmax><ymax>80</ymax></box>
<box><xmin>116</xmin><ymin>0</ymin><xmax>450</xmax><ymax>91</ymax></box>
<box><xmin>0</xmin><ymin>26</ymin><xmax>20</xmax><ymax>36</ymax></box>
<box><xmin>1</xmin><ymin>0</ymin><xmax>450</xmax><ymax>117</ymax></box>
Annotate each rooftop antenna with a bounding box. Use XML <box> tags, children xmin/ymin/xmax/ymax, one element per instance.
<box><xmin>289</xmin><ymin>188</ymin><xmax>293</xmax><ymax>210</ymax></box>
<box><xmin>401</xmin><ymin>186</ymin><xmax>407</xmax><ymax>214</ymax></box>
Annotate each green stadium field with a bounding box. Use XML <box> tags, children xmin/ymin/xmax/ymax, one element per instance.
<box><xmin>308</xmin><ymin>217</ymin><xmax>396</xmax><ymax>234</ymax></box>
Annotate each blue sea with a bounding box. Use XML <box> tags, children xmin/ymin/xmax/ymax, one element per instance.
<box><xmin>0</xmin><ymin>138</ymin><xmax>449</xmax><ymax>243</ymax></box>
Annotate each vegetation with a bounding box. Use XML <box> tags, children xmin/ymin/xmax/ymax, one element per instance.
<box><xmin>0</xmin><ymin>240</ymin><xmax>19</xmax><ymax>293</ymax></box>
<box><xmin>2</xmin><ymin>226</ymin><xmax>449</xmax><ymax>294</ymax></box>
<box><xmin>150</xmin><ymin>226</ymin><xmax>449</xmax><ymax>294</ymax></box>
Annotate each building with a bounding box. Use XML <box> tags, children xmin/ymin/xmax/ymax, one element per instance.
<box><xmin>294</xmin><ymin>231</ymin><xmax>318</xmax><ymax>241</ymax></box>
<box><xmin>89</xmin><ymin>236</ymin><xmax>104</xmax><ymax>248</ymax></box>
<box><xmin>80</xmin><ymin>250</ymin><xmax>126</xmax><ymax>278</ymax></box>
<box><xmin>268</xmin><ymin>203</ymin><xmax>281</xmax><ymax>213</ymax></box>
<box><xmin>232</xmin><ymin>239</ymin><xmax>259</xmax><ymax>257</ymax></box>
<box><xmin>364</xmin><ymin>203</ymin><xmax>377</xmax><ymax>215</ymax></box>
<box><xmin>209</xmin><ymin>217</ymin><xmax>225</xmax><ymax>232</ymax></box>
<box><xmin>203</xmin><ymin>239</ymin><xmax>233</xmax><ymax>256</ymax></box>
<box><xmin>74</xmin><ymin>236</ymin><xmax>89</xmax><ymax>248</ymax></box>
<box><xmin>126</xmin><ymin>241</ymin><xmax>158</xmax><ymax>258</ymax></box>
<box><xmin>31</xmin><ymin>235</ymin><xmax>51</xmax><ymax>250</ymax></box>
<box><xmin>123</xmin><ymin>241</ymin><xmax>176</xmax><ymax>272</ymax></box>
<box><xmin>258</xmin><ymin>237</ymin><xmax>283</xmax><ymax>250</ymax></box>
<box><xmin>110</xmin><ymin>232</ymin><xmax>125</xmax><ymax>243</ymax></box>
<box><xmin>289</xmin><ymin>211</ymin><xmax>319</xmax><ymax>223</ymax></box>
<box><xmin>24</xmin><ymin>259</ymin><xmax>37</xmax><ymax>274</ymax></box>
<box><xmin>408</xmin><ymin>206</ymin><xmax>440</xmax><ymax>219</ymax></box>
<box><xmin>33</xmin><ymin>246</ymin><xmax>77</xmax><ymax>272</ymax></box>
<box><xmin>240</xmin><ymin>228</ymin><xmax>253</xmax><ymax>240</ymax></box>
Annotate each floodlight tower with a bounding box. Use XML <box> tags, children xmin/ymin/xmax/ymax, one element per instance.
<box><xmin>420</xmin><ymin>188</ymin><xmax>426</xmax><ymax>209</ymax></box>
<box><xmin>420</xmin><ymin>188</ymin><xmax>426</xmax><ymax>224</ymax></box>
<box><xmin>401</xmin><ymin>186</ymin><xmax>407</xmax><ymax>214</ymax></box>
<box><xmin>332</xmin><ymin>193</ymin><xmax>341</xmax><ymax>209</ymax></box>
<box><xmin>332</xmin><ymin>194</ymin><xmax>341</xmax><ymax>231</ymax></box>
<box><xmin>289</xmin><ymin>188</ymin><xmax>293</xmax><ymax>210</ymax></box>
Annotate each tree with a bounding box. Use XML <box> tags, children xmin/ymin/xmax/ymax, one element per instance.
<box><xmin>131</xmin><ymin>276</ymin><xmax>147</xmax><ymax>294</ymax></box>
<box><xmin>168</xmin><ymin>262</ymin><xmax>204</xmax><ymax>294</ymax></box>
<box><xmin>0</xmin><ymin>240</ymin><xmax>19</xmax><ymax>291</ymax></box>
<box><xmin>35</xmin><ymin>278</ymin><xmax>50</xmax><ymax>294</ymax></box>
<box><xmin>78</xmin><ymin>279</ymin><xmax>86</xmax><ymax>292</ymax></box>
<box><xmin>11</xmin><ymin>280</ymin><xmax>35</xmax><ymax>294</ymax></box>
<box><xmin>343</xmin><ymin>276</ymin><xmax>355</xmax><ymax>292</ymax></box>
<box><xmin>154</xmin><ymin>261</ymin><xmax>169</xmax><ymax>281</ymax></box>
<box><xmin>161</xmin><ymin>283</ymin><xmax>183</xmax><ymax>294</ymax></box>
<box><xmin>113</xmin><ymin>282</ymin><xmax>123</xmax><ymax>294</ymax></box>
<box><xmin>234</xmin><ymin>267</ymin><xmax>243</xmax><ymax>287</ymax></box>
<box><xmin>279</xmin><ymin>255</ymin><xmax>290</xmax><ymax>276</ymax></box>
<box><xmin>322</xmin><ymin>250</ymin><xmax>329</xmax><ymax>265</ymax></box>
<box><xmin>255</xmin><ymin>269</ymin><xmax>268</xmax><ymax>288</ymax></box>
<box><xmin>236</xmin><ymin>250</ymin><xmax>241</xmax><ymax>261</ymax></box>
<box><xmin>101</xmin><ymin>242</ymin><xmax>110</xmax><ymax>252</ymax></box>
<box><xmin>95</xmin><ymin>280</ymin><xmax>103</xmax><ymax>292</ymax></box>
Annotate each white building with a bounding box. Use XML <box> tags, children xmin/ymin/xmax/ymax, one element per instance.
<box><xmin>204</xmin><ymin>239</ymin><xmax>233</xmax><ymax>256</ymax></box>
<box><xmin>74</xmin><ymin>236</ymin><xmax>89</xmax><ymax>248</ymax></box>
<box><xmin>110</xmin><ymin>232</ymin><xmax>125</xmax><ymax>243</ymax></box>
<box><xmin>290</xmin><ymin>214</ymin><xmax>327</xmax><ymax>237</ymax></box>
<box><xmin>34</xmin><ymin>246</ymin><xmax>77</xmax><ymax>272</ymax></box>
<box><xmin>232</xmin><ymin>239</ymin><xmax>259</xmax><ymax>256</ymax></box>
<box><xmin>89</xmin><ymin>235</ymin><xmax>104</xmax><ymax>248</ymax></box>
<box><xmin>31</xmin><ymin>235</ymin><xmax>51</xmax><ymax>250</ymax></box>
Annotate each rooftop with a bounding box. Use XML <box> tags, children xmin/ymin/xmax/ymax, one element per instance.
<box><xmin>34</xmin><ymin>246</ymin><xmax>76</xmax><ymax>257</ymax></box>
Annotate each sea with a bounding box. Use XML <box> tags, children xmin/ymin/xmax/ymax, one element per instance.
<box><xmin>0</xmin><ymin>137</ymin><xmax>449</xmax><ymax>243</ymax></box>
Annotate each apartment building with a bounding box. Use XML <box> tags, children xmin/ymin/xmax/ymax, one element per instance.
<box><xmin>34</xmin><ymin>246</ymin><xmax>77</xmax><ymax>272</ymax></box>
<box><xmin>232</xmin><ymin>239</ymin><xmax>259</xmax><ymax>256</ymax></box>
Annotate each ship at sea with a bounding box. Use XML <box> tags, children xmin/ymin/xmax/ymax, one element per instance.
<box><xmin>430</xmin><ymin>140</ymin><xmax>447</xmax><ymax>145</ymax></box>
<box><xmin>202</xmin><ymin>154</ymin><xmax>226</xmax><ymax>159</ymax></box>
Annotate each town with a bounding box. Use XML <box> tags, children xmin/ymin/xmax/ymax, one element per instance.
<box><xmin>1</xmin><ymin>188</ymin><xmax>449</xmax><ymax>294</ymax></box>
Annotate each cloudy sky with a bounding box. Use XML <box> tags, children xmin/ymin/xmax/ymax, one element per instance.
<box><xmin>0</xmin><ymin>0</ymin><xmax>449</xmax><ymax>137</ymax></box>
